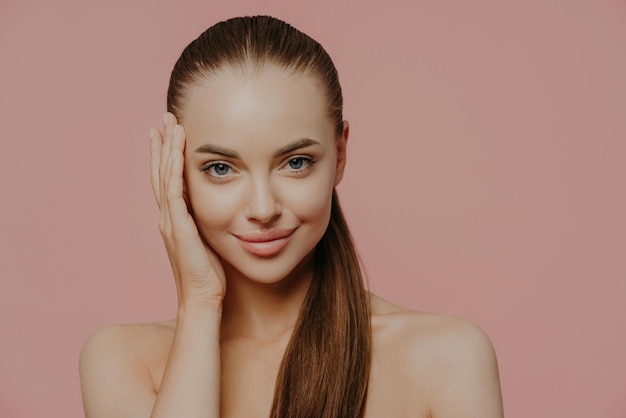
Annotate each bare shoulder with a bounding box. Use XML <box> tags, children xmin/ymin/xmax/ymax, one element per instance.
<box><xmin>83</xmin><ymin>320</ymin><xmax>176</xmax><ymax>351</ymax></box>
<box><xmin>80</xmin><ymin>319</ymin><xmax>175</xmax><ymax>374</ymax></box>
<box><xmin>81</xmin><ymin>319</ymin><xmax>176</xmax><ymax>347</ymax></box>
<box><xmin>79</xmin><ymin>319</ymin><xmax>175</xmax><ymax>418</ymax></box>
<box><xmin>371</xmin><ymin>294</ymin><xmax>496</xmax><ymax>358</ymax></box>
<box><xmin>369</xmin><ymin>294</ymin><xmax>503</xmax><ymax>417</ymax></box>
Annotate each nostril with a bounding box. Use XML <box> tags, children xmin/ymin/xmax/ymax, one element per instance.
<box><xmin>246</xmin><ymin>195</ymin><xmax>281</xmax><ymax>224</ymax></box>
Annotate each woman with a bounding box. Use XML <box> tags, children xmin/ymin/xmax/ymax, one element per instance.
<box><xmin>79</xmin><ymin>15</ymin><xmax>503</xmax><ymax>418</ymax></box>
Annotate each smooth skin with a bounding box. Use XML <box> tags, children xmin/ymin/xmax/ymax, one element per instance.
<box><xmin>79</xmin><ymin>65</ymin><xmax>504</xmax><ymax>418</ymax></box>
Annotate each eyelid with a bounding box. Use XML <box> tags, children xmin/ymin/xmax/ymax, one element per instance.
<box><xmin>200</xmin><ymin>160</ymin><xmax>232</xmax><ymax>171</ymax></box>
<box><xmin>281</xmin><ymin>155</ymin><xmax>316</xmax><ymax>172</ymax></box>
<box><xmin>201</xmin><ymin>160</ymin><xmax>237</xmax><ymax>181</ymax></box>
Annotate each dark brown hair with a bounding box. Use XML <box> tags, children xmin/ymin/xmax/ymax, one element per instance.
<box><xmin>167</xmin><ymin>16</ymin><xmax>371</xmax><ymax>417</ymax></box>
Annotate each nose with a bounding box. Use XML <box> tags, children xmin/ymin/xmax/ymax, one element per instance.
<box><xmin>245</xmin><ymin>176</ymin><xmax>281</xmax><ymax>224</ymax></box>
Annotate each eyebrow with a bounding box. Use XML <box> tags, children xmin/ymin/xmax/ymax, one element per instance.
<box><xmin>194</xmin><ymin>138</ymin><xmax>320</xmax><ymax>159</ymax></box>
<box><xmin>273</xmin><ymin>138</ymin><xmax>320</xmax><ymax>158</ymax></box>
<box><xmin>194</xmin><ymin>143</ymin><xmax>239</xmax><ymax>158</ymax></box>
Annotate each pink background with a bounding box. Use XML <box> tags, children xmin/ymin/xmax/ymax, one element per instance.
<box><xmin>1</xmin><ymin>0</ymin><xmax>625</xmax><ymax>416</ymax></box>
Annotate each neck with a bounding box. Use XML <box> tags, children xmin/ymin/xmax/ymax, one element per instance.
<box><xmin>220</xmin><ymin>251</ymin><xmax>314</xmax><ymax>342</ymax></box>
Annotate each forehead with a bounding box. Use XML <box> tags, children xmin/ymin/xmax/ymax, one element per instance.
<box><xmin>180</xmin><ymin>65</ymin><xmax>334</xmax><ymax>150</ymax></box>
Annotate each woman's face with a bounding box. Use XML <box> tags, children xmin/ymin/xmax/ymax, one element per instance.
<box><xmin>180</xmin><ymin>65</ymin><xmax>347</xmax><ymax>284</ymax></box>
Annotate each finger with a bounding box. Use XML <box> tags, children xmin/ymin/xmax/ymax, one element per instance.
<box><xmin>159</xmin><ymin>113</ymin><xmax>173</xmax><ymax>211</ymax></box>
<box><xmin>181</xmin><ymin>141</ymin><xmax>192</xmax><ymax>213</ymax></box>
<box><xmin>149</xmin><ymin>127</ymin><xmax>163</xmax><ymax>206</ymax></box>
<box><xmin>182</xmin><ymin>179</ymin><xmax>190</xmax><ymax>206</ymax></box>
<box><xmin>166</xmin><ymin>125</ymin><xmax>192</xmax><ymax>231</ymax></box>
<box><xmin>162</xmin><ymin>123</ymin><xmax>185</xmax><ymax>235</ymax></box>
<box><xmin>160</xmin><ymin>113</ymin><xmax>179</xmax><ymax>221</ymax></box>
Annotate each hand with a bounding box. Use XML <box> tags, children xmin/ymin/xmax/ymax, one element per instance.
<box><xmin>150</xmin><ymin>112</ymin><xmax>225</xmax><ymax>308</ymax></box>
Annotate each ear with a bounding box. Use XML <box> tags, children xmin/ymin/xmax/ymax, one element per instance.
<box><xmin>333</xmin><ymin>120</ymin><xmax>349</xmax><ymax>186</ymax></box>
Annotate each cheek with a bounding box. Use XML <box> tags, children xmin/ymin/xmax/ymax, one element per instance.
<box><xmin>280</xmin><ymin>168</ymin><xmax>335</xmax><ymax>223</ymax></box>
<box><xmin>186</xmin><ymin>178</ymin><xmax>240</xmax><ymax>234</ymax></box>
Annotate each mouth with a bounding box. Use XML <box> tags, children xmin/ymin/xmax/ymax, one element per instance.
<box><xmin>233</xmin><ymin>228</ymin><xmax>296</xmax><ymax>257</ymax></box>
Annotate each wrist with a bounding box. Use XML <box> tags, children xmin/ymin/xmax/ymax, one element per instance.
<box><xmin>177</xmin><ymin>297</ymin><xmax>223</xmax><ymax>323</ymax></box>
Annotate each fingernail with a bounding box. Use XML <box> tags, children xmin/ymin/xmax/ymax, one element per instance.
<box><xmin>149</xmin><ymin>128</ymin><xmax>155</xmax><ymax>141</ymax></box>
<box><xmin>173</xmin><ymin>125</ymin><xmax>180</xmax><ymax>136</ymax></box>
<box><xmin>163</xmin><ymin>112</ymin><xmax>169</xmax><ymax>127</ymax></box>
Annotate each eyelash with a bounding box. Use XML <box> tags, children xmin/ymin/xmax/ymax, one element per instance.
<box><xmin>201</xmin><ymin>162</ymin><xmax>234</xmax><ymax>182</ymax></box>
<box><xmin>200</xmin><ymin>156</ymin><xmax>315</xmax><ymax>182</ymax></box>
<box><xmin>283</xmin><ymin>156</ymin><xmax>316</xmax><ymax>174</ymax></box>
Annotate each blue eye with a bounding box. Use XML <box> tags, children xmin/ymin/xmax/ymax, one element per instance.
<box><xmin>286</xmin><ymin>157</ymin><xmax>313</xmax><ymax>171</ymax></box>
<box><xmin>203</xmin><ymin>163</ymin><xmax>231</xmax><ymax>177</ymax></box>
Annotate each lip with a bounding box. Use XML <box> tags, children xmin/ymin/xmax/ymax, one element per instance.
<box><xmin>233</xmin><ymin>228</ymin><xmax>296</xmax><ymax>257</ymax></box>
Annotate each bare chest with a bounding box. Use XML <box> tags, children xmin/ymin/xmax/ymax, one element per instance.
<box><xmin>150</xmin><ymin>335</ymin><xmax>430</xmax><ymax>418</ymax></box>
<box><xmin>220</xmin><ymin>352</ymin><xmax>430</xmax><ymax>418</ymax></box>
<box><xmin>219</xmin><ymin>338</ymin><xmax>285</xmax><ymax>418</ymax></box>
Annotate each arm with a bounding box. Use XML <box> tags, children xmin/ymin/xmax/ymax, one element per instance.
<box><xmin>80</xmin><ymin>113</ymin><xmax>225</xmax><ymax>418</ymax></box>
<box><xmin>150</xmin><ymin>303</ymin><xmax>221</xmax><ymax>417</ymax></box>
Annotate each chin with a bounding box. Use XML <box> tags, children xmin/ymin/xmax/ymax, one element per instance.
<box><xmin>221</xmin><ymin>245</ymin><xmax>317</xmax><ymax>287</ymax></box>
